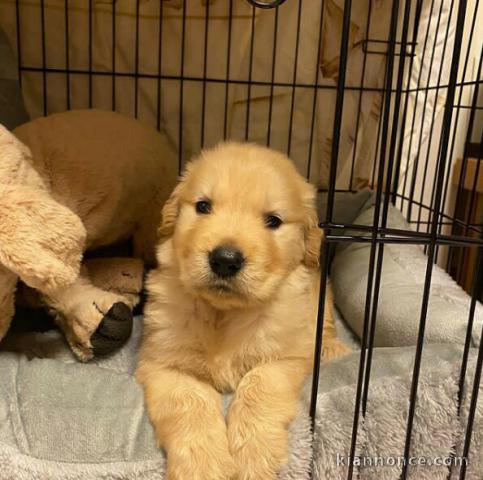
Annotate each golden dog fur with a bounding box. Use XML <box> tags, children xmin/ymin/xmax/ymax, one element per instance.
<box><xmin>136</xmin><ymin>142</ymin><xmax>349</xmax><ymax>480</ymax></box>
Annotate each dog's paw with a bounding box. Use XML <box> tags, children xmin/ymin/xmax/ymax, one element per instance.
<box><xmin>90</xmin><ymin>302</ymin><xmax>133</xmax><ymax>357</ymax></box>
<box><xmin>228</xmin><ymin>421</ymin><xmax>288</xmax><ymax>480</ymax></box>
<box><xmin>165</xmin><ymin>430</ymin><xmax>238</xmax><ymax>480</ymax></box>
<box><xmin>167</xmin><ymin>450</ymin><xmax>237</xmax><ymax>480</ymax></box>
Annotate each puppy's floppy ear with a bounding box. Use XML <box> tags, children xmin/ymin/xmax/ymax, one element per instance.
<box><xmin>159</xmin><ymin>162</ymin><xmax>196</xmax><ymax>237</ymax></box>
<box><xmin>158</xmin><ymin>180</ymin><xmax>184</xmax><ymax>237</ymax></box>
<box><xmin>302</xmin><ymin>183</ymin><xmax>323</xmax><ymax>268</ymax></box>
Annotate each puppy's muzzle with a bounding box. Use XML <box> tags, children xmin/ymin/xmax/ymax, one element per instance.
<box><xmin>209</xmin><ymin>246</ymin><xmax>245</xmax><ymax>278</ymax></box>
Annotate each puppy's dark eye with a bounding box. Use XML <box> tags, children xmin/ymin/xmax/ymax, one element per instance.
<box><xmin>265</xmin><ymin>215</ymin><xmax>283</xmax><ymax>229</ymax></box>
<box><xmin>195</xmin><ymin>200</ymin><xmax>212</xmax><ymax>214</ymax></box>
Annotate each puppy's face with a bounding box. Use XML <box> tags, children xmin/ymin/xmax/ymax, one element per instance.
<box><xmin>160</xmin><ymin>143</ymin><xmax>321</xmax><ymax>310</ymax></box>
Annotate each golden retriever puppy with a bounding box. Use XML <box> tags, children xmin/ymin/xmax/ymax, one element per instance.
<box><xmin>136</xmin><ymin>142</ymin><xmax>349</xmax><ymax>480</ymax></box>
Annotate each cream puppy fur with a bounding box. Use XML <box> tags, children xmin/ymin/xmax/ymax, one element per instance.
<box><xmin>136</xmin><ymin>142</ymin><xmax>349</xmax><ymax>480</ymax></box>
<box><xmin>0</xmin><ymin>110</ymin><xmax>177</xmax><ymax>361</ymax></box>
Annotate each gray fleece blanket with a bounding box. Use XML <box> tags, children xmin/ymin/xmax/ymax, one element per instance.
<box><xmin>0</xmin><ymin>317</ymin><xmax>481</xmax><ymax>480</ymax></box>
<box><xmin>310</xmin><ymin>344</ymin><xmax>482</xmax><ymax>480</ymax></box>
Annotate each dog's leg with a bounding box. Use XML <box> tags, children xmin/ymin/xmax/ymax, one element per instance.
<box><xmin>40</xmin><ymin>266</ymin><xmax>134</xmax><ymax>361</ymax></box>
<box><xmin>322</xmin><ymin>337</ymin><xmax>352</xmax><ymax>360</ymax></box>
<box><xmin>0</xmin><ymin>266</ymin><xmax>17</xmax><ymax>341</ymax></box>
<box><xmin>136</xmin><ymin>363</ymin><xmax>237</xmax><ymax>480</ymax></box>
<box><xmin>83</xmin><ymin>257</ymin><xmax>144</xmax><ymax>308</ymax></box>
<box><xmin>227</xmin><ymin>358</ymin><xmax>309</xmax><ymax>480</ymax></box>
<box><xmin>319</xmin><ymin>296</ymin><xmax>352</xmax><ymax>360</ymax></box>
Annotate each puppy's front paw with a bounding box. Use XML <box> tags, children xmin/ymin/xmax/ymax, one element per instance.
<box><xmin>167</xmin><ymin>441</ymin><xmax>237</xmax><ymax>480</ymax></box>
<box><xmin>228</xmin><ymin>420</ymin><xmax>288</xmax><ymax>480</ymax></box>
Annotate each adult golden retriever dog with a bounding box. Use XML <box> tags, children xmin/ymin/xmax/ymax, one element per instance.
<box><xmin>136</xmin><ymin>142</ymin><xmax>349</xmax><ymax>480</ymax></box>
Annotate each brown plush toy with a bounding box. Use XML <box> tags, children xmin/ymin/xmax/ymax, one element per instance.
<box><xmin>0</xmin><ymin>109</ymin><xmax>177</xmax><ymax>361</ymax></box>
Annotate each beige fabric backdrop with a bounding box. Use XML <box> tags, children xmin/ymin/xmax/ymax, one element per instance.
<box><xmin>0</xmin><ymin>0</ymin><xmax>455</xmax><ymax>191</ymax></box>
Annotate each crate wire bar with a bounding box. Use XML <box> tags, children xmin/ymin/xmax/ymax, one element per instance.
<box><xmin>5</xmin><ymin>0</ymin><xmax>483</xmax><ymax>479</ymax></box>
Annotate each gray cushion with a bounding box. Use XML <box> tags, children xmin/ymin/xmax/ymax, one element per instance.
<box><xmin>316</xmin><ymin>190</ymin><xmax>373</xmax><ymax>264</ymax></box>
<box><xmin>331</xmin><ymin>202</ymin><xmax>483</xmax><ymax>348</ymax></box>
<box><xmin>316</xmin><ymin>190</ymin><xmax>373</xmax><ymax>225</ymax></box>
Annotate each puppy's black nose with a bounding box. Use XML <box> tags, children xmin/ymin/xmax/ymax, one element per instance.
<box><xmin>209</xmin><ymin>246</ymin><xmax>245</xmax><ymax>278</ymax></box>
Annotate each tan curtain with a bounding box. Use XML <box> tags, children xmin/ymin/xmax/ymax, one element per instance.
<box><xmin>0</xmin><ymin>0</ymin><xmax>454</xmax><ymax>191</ymax></box>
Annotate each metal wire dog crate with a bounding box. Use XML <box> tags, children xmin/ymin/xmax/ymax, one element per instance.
<box><xmin>0</xmin><ymin>0</ymin><xmax>482</xmax><ymax>478</ymax></box>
